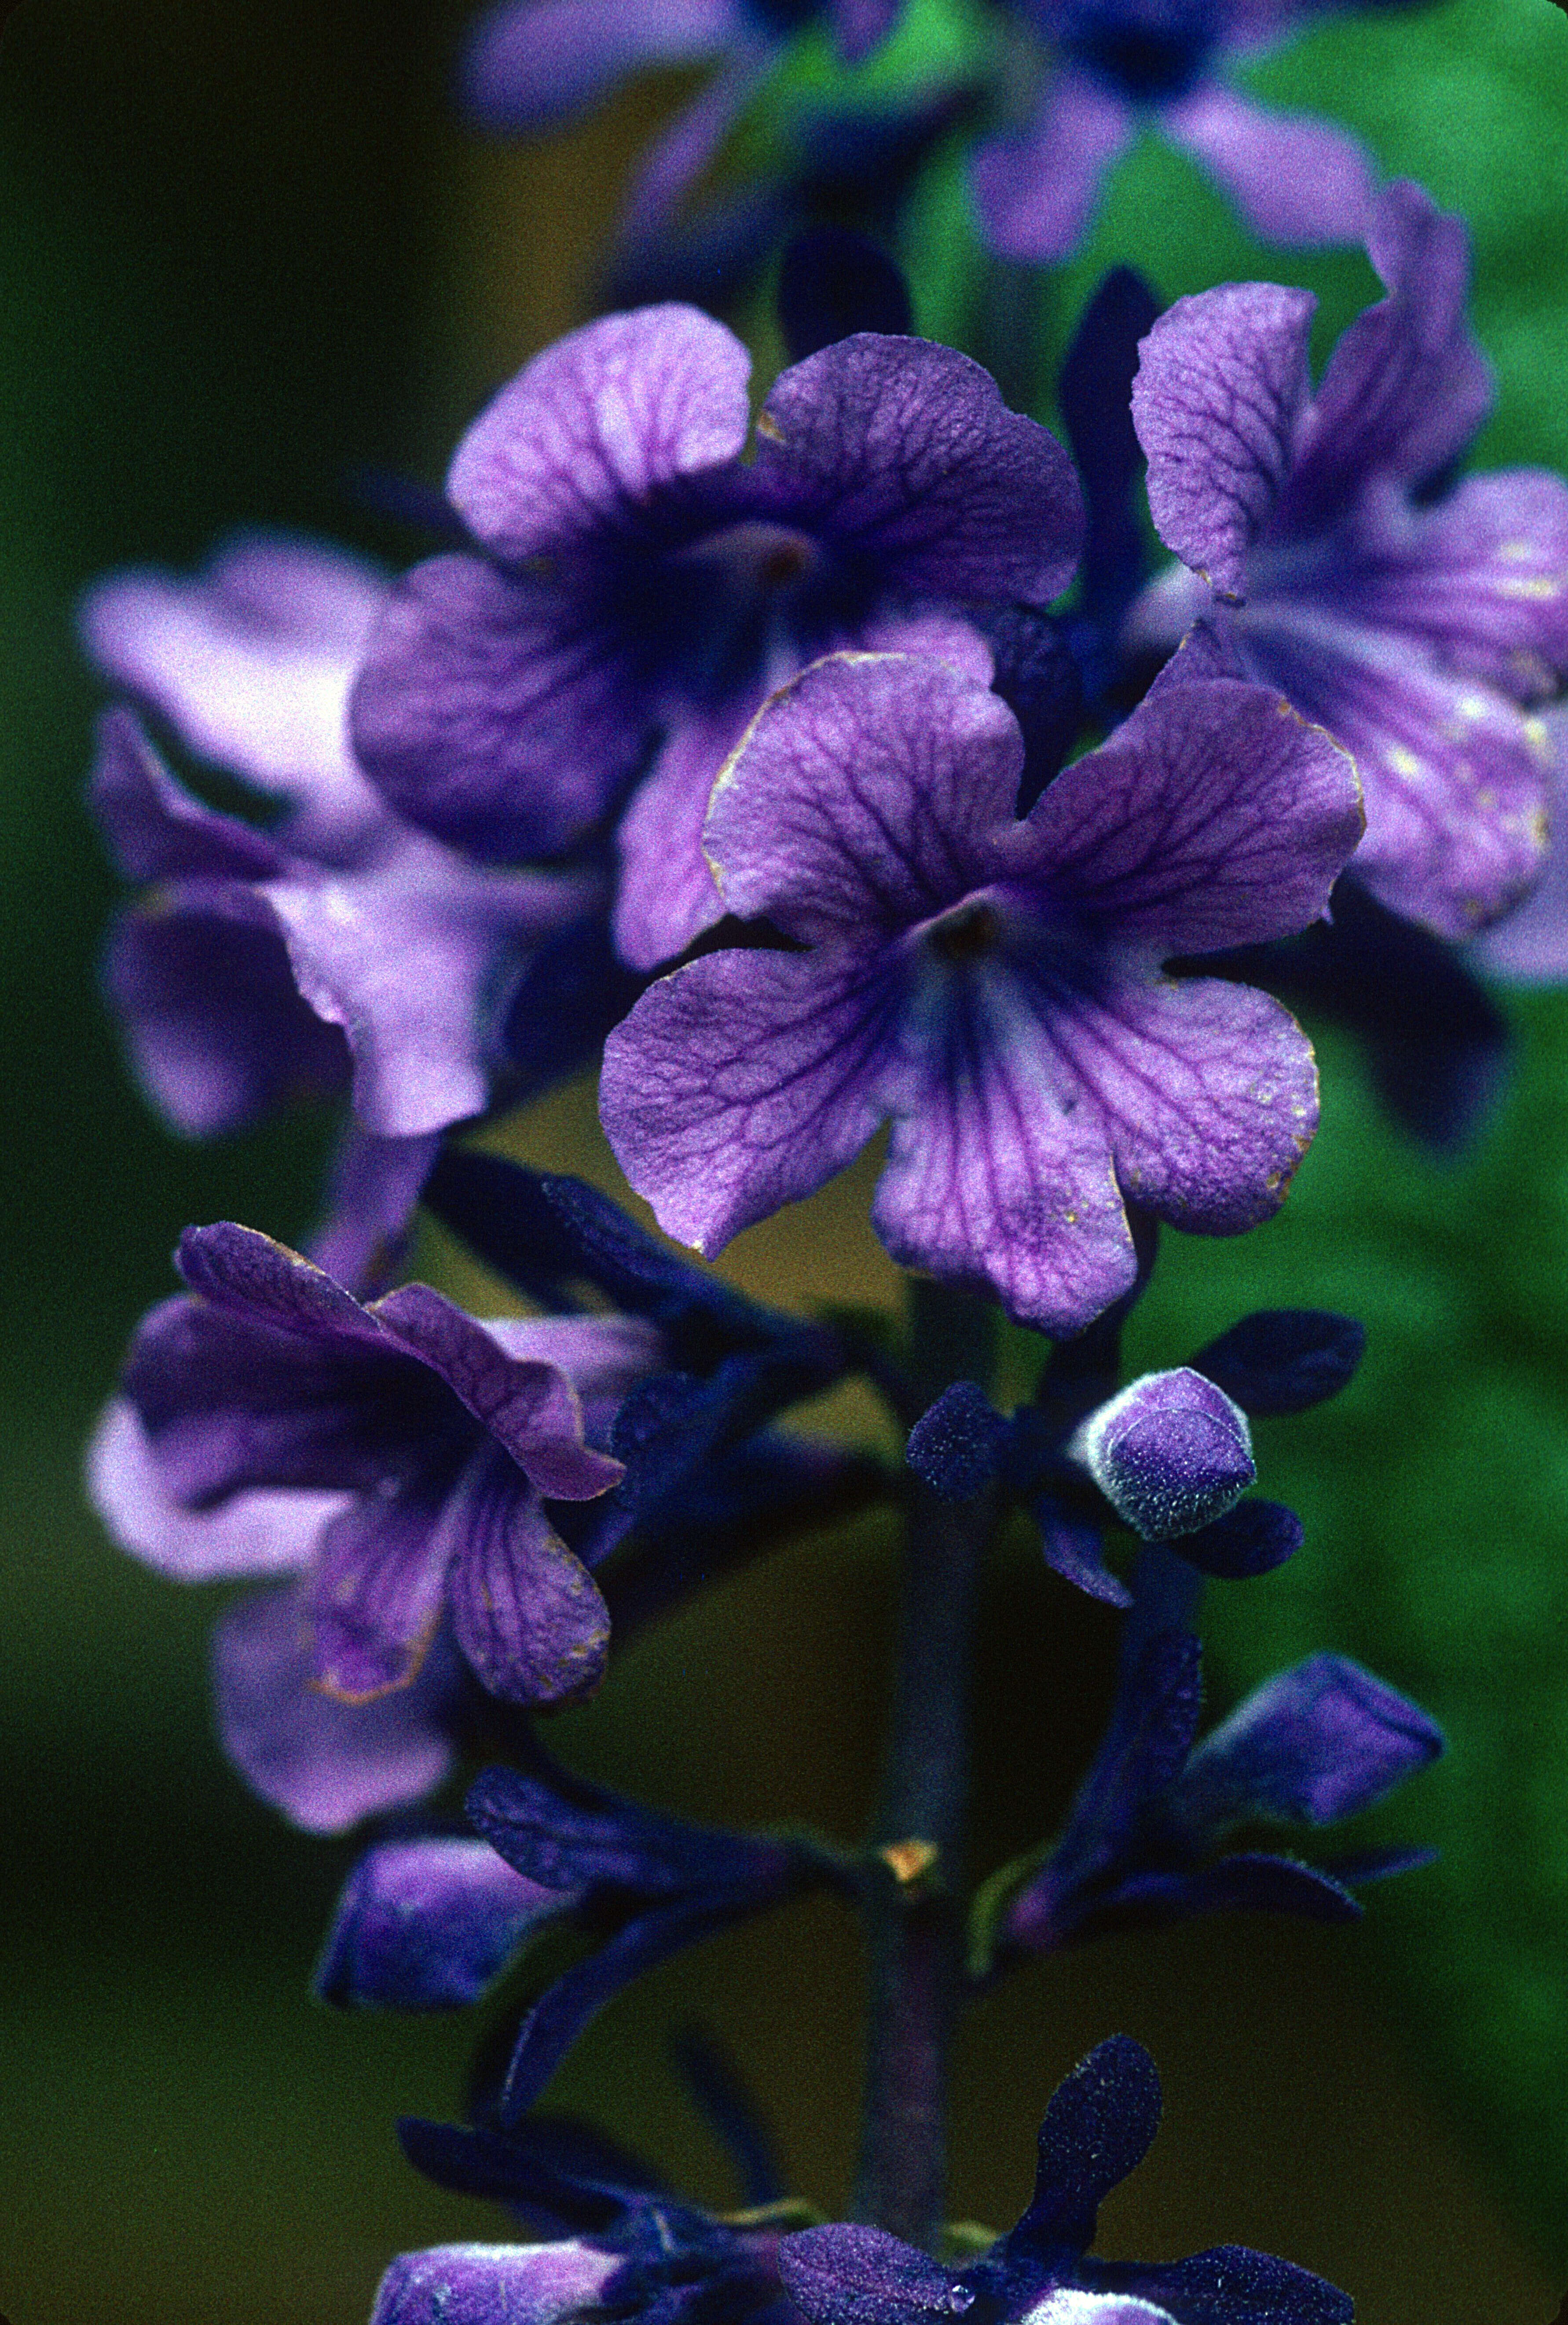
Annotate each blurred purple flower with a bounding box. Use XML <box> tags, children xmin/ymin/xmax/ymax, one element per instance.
<box><xmin>107</xmin><ymin>1223</ymin><xmax>647</xmax><ymax>1711</ymax></box>
<box><xmin>1129</xmin><ymin>181</ymin><xmax>1568</xmax><ymax>941</ymax></box>
<box><xmin>82</xmin><ymin>535</ymin><xmax>599</xmax><ymax>1162</ymax></box>
<box><xmin>349</xmin><ymin>307</ymin><xmax>1083</xmax><ymax>969</ymax></box>
<box><xmin>601</xmin><ymin>647</ymin><xmax>1361</xmax><ymax>1334</ymax></box>
<box><xmin>970</xmin><ymin>0</ymin><xmax>1414</xmax><ymax>262</ymax></box>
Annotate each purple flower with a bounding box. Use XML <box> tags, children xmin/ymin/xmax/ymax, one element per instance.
<box><xmin>778</xmin><ymin>2035</ymin><xmax>1352</xmax><ymax>2324</ymax></box>
<box><xmin>371</xmin><ymin>2104</ymin><xmax>800</xmax><ymax>2325</ymax></box>
<box><xmin>110</xmin><ymin>1222</ymin><xmax>647</xmax><ymax>1709</ymax></box>
<box><xmin>349</xmin><ymin>309</ymin><xmax>1083</xmax><ymax>970</ymax></box>
<box><xmin>600</xmin><ymin>647</ymin><xmax>1361</xmax><ymax>1335</ymax></box>
<box><xmin>323</xmin><ymin>1752</ymin><xmax>846</xmax><ymax>2124</ymax></box>
<box><xmin>1473</xmin><ymin>703</ymin><xmax>1568</xmax><ymax>983</ymax></box>
<box><xmin>458</xmin><ymin>0</ymin><xmax>904</xmax><ymax>271</ymax></box>
<box><xmin>82</xmin><ymin>535</ymin><xmax>598</xmax><ymax>1151</ymax></box>
<box><xmin>969</xmin><ymin>0</ymin><xmax>1408</xmax><ymax>263</ymax></box>
<box><xmin>979</xmin><ymin>1548</ymin><xmax>1441</xmax><ymax>1961</ymax></box>
<box><xmin>1128</xmin><ymin>180</ymin><xmax>1568</xmax><ymax>941</ymax></box>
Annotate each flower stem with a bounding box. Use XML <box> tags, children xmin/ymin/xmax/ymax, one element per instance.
<box><xmin>855</xmin><ymin>1278</ymin><xmax>997</xmax><ymax>2249</ymax></box>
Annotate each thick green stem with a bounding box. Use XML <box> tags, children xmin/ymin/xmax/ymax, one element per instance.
<box><xmin>854</xmin><ymin>1280</ymin><xmax>997</xmax><ymax>2249</ymax></box>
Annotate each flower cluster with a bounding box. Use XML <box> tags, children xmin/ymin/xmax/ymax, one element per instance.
<box><xmin>76</xmin><ymin>42</ymin><xmax>1564</xmax><ymax>2315</ymax></box>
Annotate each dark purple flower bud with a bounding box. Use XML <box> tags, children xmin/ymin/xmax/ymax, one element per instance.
<box><xmin>1189</xmin><ymin>1309</ymin><xmax>1364</xmax><ymax>1416</ymax></box>
<box><xmin>1176</xmin><ymin>1497</ymin><xmax>1301</xmax><ymax>1577</ymax></box>
<box><xmin>316</xmin><ymin>1836</ymin><xmax>570</xmax><ymax>2010</ymax></box>
<box><xmin>906</xmin><ymin>1382</ymin><xmax>1008</xmax><ymax>1501</ymax></box>
<box><xmin>1070</xmin><ymin>1368</ymin><xmax>1255</xmax><ymax>1540</ymax></box>
<box><xmin>1173</xmin><ymin>1654</ymin><xmax>1444</xmax><ymax>1832</ymax></box>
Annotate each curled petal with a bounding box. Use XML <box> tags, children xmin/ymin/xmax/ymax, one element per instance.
<box><xmin>444</xmin><ymin>1465</ymin><xmax>611</xmax><ymax>1707</ymax></box>
<box><xmin>1132</xmin><ymin>283</ymin><xmax>1316</xmax><ymax>603</ymax></box>
<box><xmin>88</xmin><ymin>1396</ymin><xmax>342</xmax><ymax>1581</ymax></box>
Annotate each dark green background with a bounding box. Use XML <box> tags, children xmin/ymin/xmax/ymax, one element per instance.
<box><xmin>1</xmin><ymin>1</ymin><xmax>1565</xmax><ymax>2317</ymax></box>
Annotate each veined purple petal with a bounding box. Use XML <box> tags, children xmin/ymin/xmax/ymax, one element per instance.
<box><xmin>1159</xmin><ymin>86</ymin><xmax>1375</xmax><ymax>248</ymax></box>
<box><xmin>1234</xmin><ymin>600</ymin><xmax>1549</xmax><ymax>937</ymax></box>
<box><xmin>369</xmin><ymin>2241</ymin><xmax>624</xmax><ymax>2325</ymax></box>
<box><xmin>707</xmin><ymin>653</ymin><xmax>1024</xmax><ymax>943</ymax></box>
<box><xmin>79</xmin><ymin>533</ymin><xmax>388</xmax><ymax>847</ymax></box>
<box><xmin>89</xmin><ymin>708</ymin><xmax>286</xmax><ymax>883</ymax></box>
<box><xmin>1021</xmin><ymin>969</ymin><xmax>1319</xmax><ymax>1236</ymax></box>
<box><xmin>1132</xmin><ymin>282</ymin><xmax>1317</xmax><ymax>603</ymax></box>
<box><xmin>754</xmin><ymin>337</ymin><xmax>1084</xmax><ymax>605</ymax></box>
<box><xmin>372</xmin><ymin>1284</ymin><xmax>625</xmax><ymax>1498</ymax></box>
<box><xmin>970</xmin><ymin>73</ymin><xmax>1134</xmax><ymax>265</ymax></box>
<box><xmin>448</xmin><ymin>305</ymin><xmax>753</xmax><ymax>562</ymax></box>
<box><xmin>1284</xmin><ymin>179</ymin><xmax>1493</xmax><ymax>527</ymax></box>
<box><xmin>871</xmin><ymin>972</ymin><xmax>1140</xmax><ymax>1334</ymax></box>
<box><xmin>443</xmin><ymin>1459</ymin><xmax>611</xmax><ymax>1705</ymax></box>
<box><xmin>263</xmin><ymin>833</ymin><xmax>598</xmax><ymax>1136</ymax></box>
<box><xmin>458</xmin><ymin>0</ymin><xmax>742</xmax><ymax>131</ymax></box>
<box><xmin>87</xmin><ymin>1397</ymin><xmax>344</xmax><ymax>1580</ymax></box>
<box><xmin>317</xmin><ymin>1836</ymin><xmax>568</xmax><ymax>2010</ymax></box>
<box><xmin>601</xmin><ymin>944</ymin><xmax>900</xmax><ymax>1256</ymax></box>
<box><xmin>349</xmin><ymin>554</ymin><xmax>648</xmax><ymax>860</ymax></box>
<box><xmin>1325</xmin><ymin>469</ymin><xmax>1568</xmax><ymax>699</ymax></box>
<box><xmin>306</xmin><ymin>1472</ymin><xmax>458</xmax><ymax>1701</ymax></box>
<box><xmin>212</xmin><ymin>1583</ymin><xmax>458</xmax><ymax>1831</ymax></box>
<box><xmin>1012</xmin><ymin>676</ymin><xmax>1362</xmax><ymax>954</ymax></box>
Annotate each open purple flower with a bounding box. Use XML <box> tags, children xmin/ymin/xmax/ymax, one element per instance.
<box><xmin>112</xmin><ymin>1222</ymin><xmax>647</xmax><ymax>1710</ymax></box>
<box><xmin>349</xmin><ymin>308</ymin><xmax>1083</xmax><ymax>970</ymax></box>
<box><xmin>779</xmin><ymin>2035</ymin><xmax>1351</xmax><ymax>2324</ymax></box>
<box><xmin>969</xmin><ymin>0</ymin><xmax>1410</xmax><ymax>263</ymax></box>
<box><xmin>458</xmin><ymin>0</ymin><xmax>903</xmax><ymax>275</ymax></box>
<box><xmin>1128</xmin><ymin>180</ymin><xmax>1568</xmax><ymax>941</ymax></box>
<box><xmin>974</xmin><ymin>1548</ymin><xmax>1440</xmax><ymax>1963</ymax></box>
<box><xmin>600</xmin><ymin>648</ymin><xmax>1361</xmax><ymax>1335</ymax></box>
<box><xmin>82</xmin><ymin>535</ymin><xmax>598</xmax><ymax>1160</ymax></box>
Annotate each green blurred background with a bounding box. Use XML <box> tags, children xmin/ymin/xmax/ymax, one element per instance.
<box><xmin>3</xmin><ymin>0</ymin><xmax>1568</xmax><ymax>2316</ymax></box>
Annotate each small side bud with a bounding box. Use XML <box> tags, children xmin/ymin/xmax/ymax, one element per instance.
<box><xmin>1070</xmin><ymin>1368</ymin><xmax>1254</xmax><ymax>1540</ymax></box>
<box><xmin>906</xmin><ymin>1381</ymin><xmax>1007</xmax><ymax>1501</ymax></box>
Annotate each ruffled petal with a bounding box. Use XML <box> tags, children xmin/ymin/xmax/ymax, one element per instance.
<box><xmin>444</xmin><ymin>1460</ymin><xmax>611</xmax><ymax>1705</ymax></box>
<box><xmin>349</xmin><ymin>554</ymin><xmax>648</xmax><ymax>859</ymax></box>
<box><xmin>369</xmin><ymin>2241</ymin><xmax>624</xmax><ymax>2325</ymax></box>
<box><xmin>448</xmin><ymin>305</ymin><xmax>753</xmax><ymax>562</ymax></box>
<box><xmin>1132</xmin><ymin>283</ymin><xmax>1317</xmax><ymax>602</ymax></box>
<box><xmin>755</xmin><ymin>336</ymin><xmax>1084</xmax><ymax>605</ymax></box>
<box><xmin>615</xmin><ymin>697</ymin><xmax>752</xmax><ymax>969</ymax></box>
<box><xmin>306</xmin><ymin>1472</ymin><xmax>458</xmax><ymax>1701</ymax></box>
<box><xmin>1159</xmin><ymin>85</ymin><xmax>1375</xmax><ymax>247</ymax></box>
<box><xmin>212</xmin><ymin>1582</ymin><xmax>458</xmax><ymax>1831</ymax></box>
<box><xmin>1283</xmin><ymin>179</ymin><xmax>1493</xmax><ymax>528</ymax></box>
<box><xmin>1013</xmin><ymin>675</ymin><xmax>1362</xmax><ymax>955</ymax></box>
<box><xmin>1032</xmin><ymin>969</ymin><xmax>1319</xmax><ymax>1236</ymax></box>
<box><xmin>870</xmin><ymin>970</ymin><xmax>1139</xmax><ymax>1334</ymax></box>
<box><xmin>601</xmin><ymin>944</ymin><xmax>900</xmax><ymax>1257</ymax></box>
<box><xmin>706</xmin><ymin>653</ymin><xmax>1024</xmax><ymax>943</ymax></box>
<box><xmin>970</xmin><ymin>73</ymin><xmax>1134</xmax><ymax>265</ymax></box>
